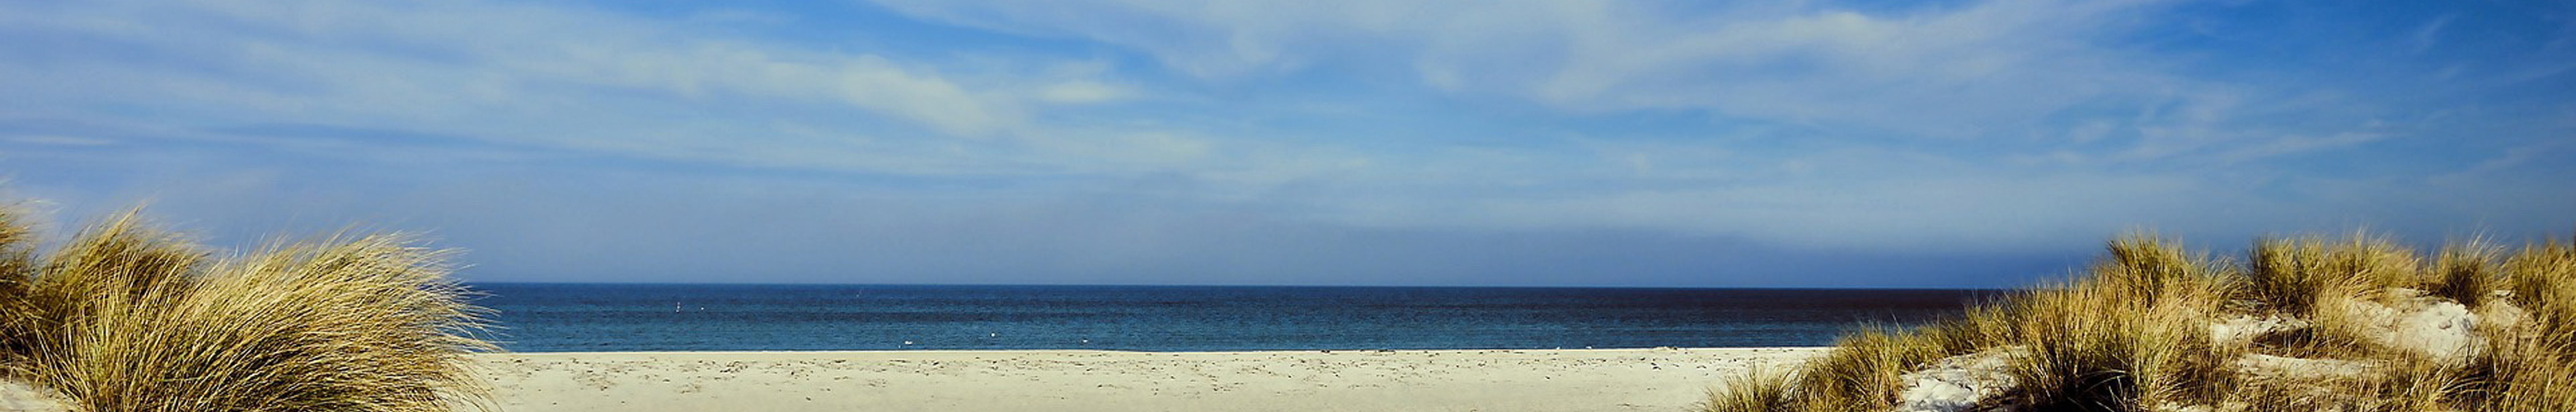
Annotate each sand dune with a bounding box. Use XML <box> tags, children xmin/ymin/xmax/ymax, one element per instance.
<box><xmin>472</xmin><ymin>348</ymin><xmax>1825</xmax><ymax>412</ymax></box>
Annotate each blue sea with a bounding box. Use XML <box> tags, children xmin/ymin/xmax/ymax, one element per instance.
<box><xmin>473</xmin><ymin>283</ymin><xmax>1992</xmax><ymax>353</ymax></box>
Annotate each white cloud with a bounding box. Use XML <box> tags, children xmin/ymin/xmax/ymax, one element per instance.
<box><xmin>862</xmin><ymin>0</ymin><xmax>2421</xmax><ymax>172</ymax></box>
<box><xmin>0</xmin><ymin>0</ymin><xmax>1103</xmax><ymax>156</ymax></box>
<box><xmin>870</xmin><ymin>0</ymin><xmax>2223</xmax><ymax>141</ymax></box>
<box><xmin>3</xmin><ymin>0</ymin><xmax>2564</xmax><ymax>266</ymax></box>
<box><xmin>1036</xmin><ymin>80</ymin><xmax>1133</xmax><ymax>104</ymax></box>
<box><xmin>2210</xmin><ymin>132</ymin><xmax>2387</xmax><ymax>163</ymax></box>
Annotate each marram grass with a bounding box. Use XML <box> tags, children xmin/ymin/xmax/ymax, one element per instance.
<box><xmin>0</xmin><ymin>204</ymin><xmax>492</xmax><ymax>412</ymax></box>
<box><xmin>1707</xmin><ymin>231</ymin><xmax>2576</xmax><ymax>412</ymax></box>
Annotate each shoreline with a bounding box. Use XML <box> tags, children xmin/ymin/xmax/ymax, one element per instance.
<box><xmin>472</xmin><ymin>347</ymin><xmax>1830</xmax><ymax>412</ymax></box>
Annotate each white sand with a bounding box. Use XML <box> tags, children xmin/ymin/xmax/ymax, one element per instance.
<box><xmin>0</xmin><ymin>378</ymin><xmax>65</xmax><ymax>412</ymax></box>
<box><xmin>471</xmin><ymin>348</ymin><xmax>1827</xmax><ymax>412</ymax></box>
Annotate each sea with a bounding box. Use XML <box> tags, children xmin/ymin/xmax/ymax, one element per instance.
<box><xmin>473</xmin><ymin>283</ymin><xmax>1995</xmax><ymax>353</ymax></box>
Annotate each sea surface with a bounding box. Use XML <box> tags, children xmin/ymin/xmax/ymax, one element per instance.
<box><xmin>474</xmin><ymin>283</ymin><xmax>1993</xmax><ymax>353</ymax></box>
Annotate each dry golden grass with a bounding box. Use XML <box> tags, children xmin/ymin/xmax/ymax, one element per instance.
<box><xmin>2242</xmin><ymin>235</ymin><xmax>2401</xmax><ymax>318</ymax></box>
<box><xmin>2001</xmin><ymin>236</ymin><xmax>2235</xmax><ymax>412</ymax></box>
<box><xmin>1706</xmin><ymin>366</ymin><xmax>1799</xmax><ymax>412</ymax></box>
<box><xmin>0</xmin><ymin>204</ymin><xmax>492</xmax><ymax>412</ymax></box>
<box><xmin>1792</xmin><ymin>327</ymin><xmax>1950</xmax><ymax>412</ymax></box>
<box><xmin>0</xmin><ymin>202</ymin><xmax>40</xmax><ymax>363</ymax></box>
<box><xmin>2470</xmin><ymin>237</ymin><xmax>2576</xmax><ymax>410</ymax></box>
<box><xmin>2500</xmin><ymin>238</ymin><xmax>2576</xmax><ymax>344</ymax></box>
<box><xmin>2430</xmin><ymin>240</ymin><xmax>2503</xmax><ymax>308</ymax></box>
<box><xmin>1707</xmin><ymin>231</ymin><xmax>2576</xmax><ymax>412</ymax></box>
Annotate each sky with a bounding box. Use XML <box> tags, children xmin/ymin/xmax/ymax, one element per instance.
<box><xmin>0</xmin><ymin>0</ymin><xmax>2570</xmax><ymax>288</ymax></box>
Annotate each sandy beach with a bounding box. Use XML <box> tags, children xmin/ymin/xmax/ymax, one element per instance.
<box><xmin>471</xmin><ymin>347</ymin><xmax>1827</xmax><ymax>412</ymax></box>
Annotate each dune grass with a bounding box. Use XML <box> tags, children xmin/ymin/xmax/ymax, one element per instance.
<box><xmin>1707</xmin><ymin>231</ymin><xmax>2576</xmax><ymax>412</ymax></box>
<box><xmin>1707</xmin><ymin>366</ymin><xmax>1800</xmax><ymax>412</ymax></box>
<box><xmin>0</xmin><ymin>204</ymin><xmax>492</xmax><ymax>412</ymax></box>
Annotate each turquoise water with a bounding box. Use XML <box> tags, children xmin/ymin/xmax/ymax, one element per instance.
<box><xmin>473</xmin><ymin>283</ymin><xmax>1991</xmax><ymax>352</ymax></box>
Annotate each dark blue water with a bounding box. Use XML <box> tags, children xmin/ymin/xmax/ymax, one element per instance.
<box><xmin>472</xmin><ymin>283</ymin><xmax>1992</xmax><ymax>352</ymax></box>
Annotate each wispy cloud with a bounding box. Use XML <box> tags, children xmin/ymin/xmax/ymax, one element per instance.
<box><xmin>871</xmin><ymin>1</ymin><xmax>2237</xmax><ymax>144</ymax></box>
<box><xmin>2</xmin><ymin>0</ymin><xmax>1119</xmax><ymax>168</ymax></box>
<box><xmin>0</xmin><ymin>0</ymin><xmax>2567</xmax><ymax>286</ymax></box>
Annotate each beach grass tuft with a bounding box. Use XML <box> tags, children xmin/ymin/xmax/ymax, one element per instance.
<box><xmin>1704</xmin><ymin>366</ymin><xmax>1800</xmax><ymax>412</ymax></box>
<box><xmin>0</xmin><ymin>203</ymin><xmax>492</xmax><ymax>412</ymax></box>
<box><xmin>1706</xmin><ymin>230</ymin><xmax>2576</xmax><ymax>412</ymax></box>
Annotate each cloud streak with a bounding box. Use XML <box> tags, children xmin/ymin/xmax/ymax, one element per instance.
<box><xmin>0</xmin><ymin>0</ymin><xmax>2569</xmax><ymax>286</ymax></box>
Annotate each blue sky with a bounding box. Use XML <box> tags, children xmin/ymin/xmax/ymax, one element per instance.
<box><xmin>0</xmin><ymin>0</ymin><xmax>2569</xmax><ymax>288</ymax></box>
